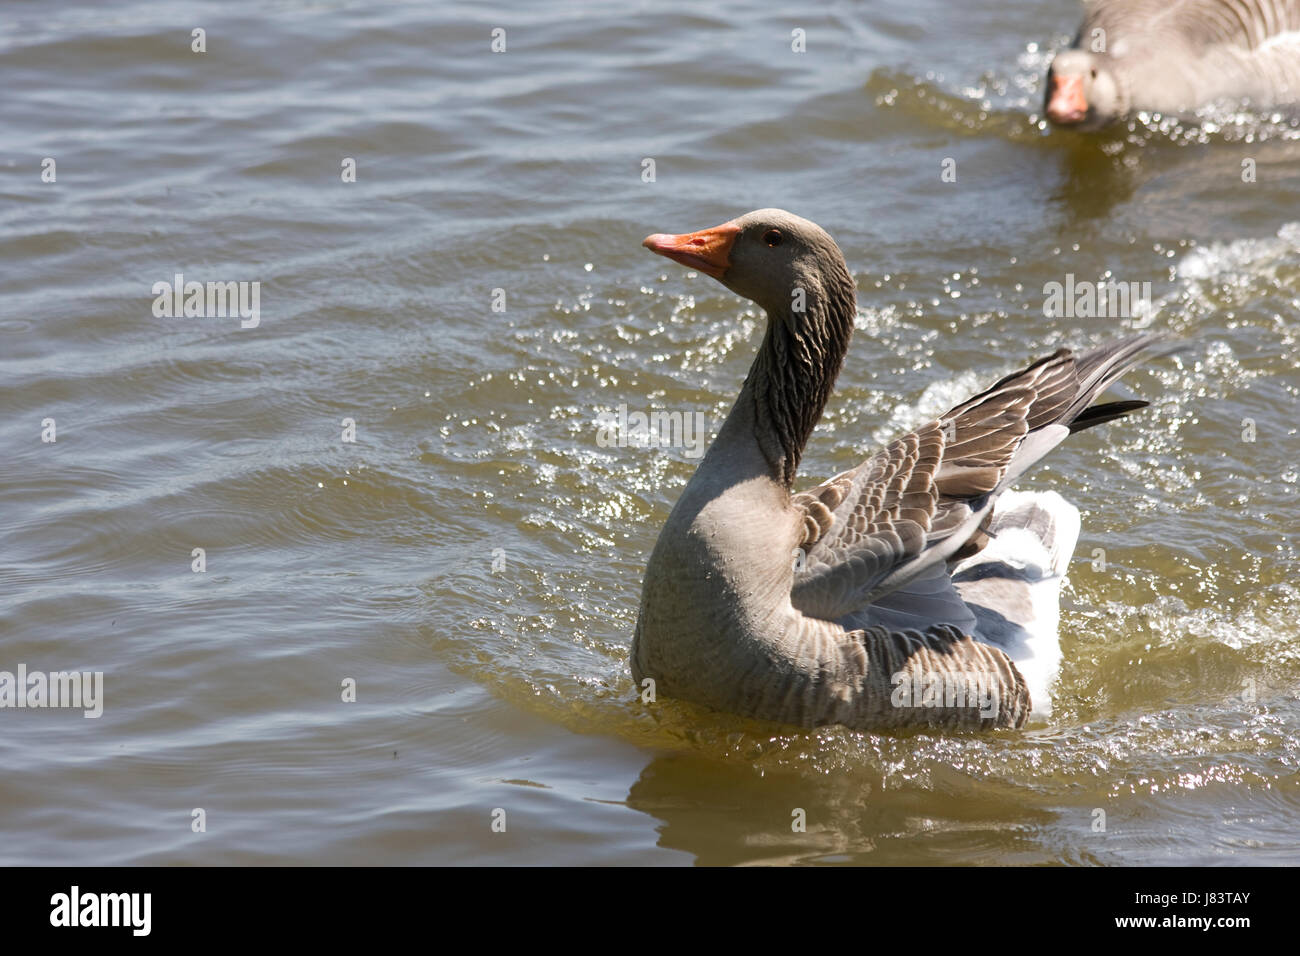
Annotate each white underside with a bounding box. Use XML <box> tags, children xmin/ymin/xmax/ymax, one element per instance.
<box><xmin>854</xmin><ymin>489</ymin><xmax>1080</xmax><ymax>721</ymax></box>
<box><xmin>951</xmin><ymin>489</ymin><xmax>1079</xmax><ymax>721</ymax></box>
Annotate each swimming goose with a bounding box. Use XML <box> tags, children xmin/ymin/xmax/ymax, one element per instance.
<box><xmin>632</xmin><ymin>209</ymin><xmax>1166</xmax><ymax>730</ymax></box>
<box><xmin>1045</xmin><ymin>0</ymin><xmax>1300</xmax><ymax>128</ymax></box>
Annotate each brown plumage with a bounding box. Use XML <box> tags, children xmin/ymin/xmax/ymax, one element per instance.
<box><xmin>633</xmin><ymin>209</ymin><xmax>1170</xmax><ymax>731</ymax></box>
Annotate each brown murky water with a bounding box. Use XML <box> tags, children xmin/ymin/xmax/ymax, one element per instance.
<box><xmin>2</xmin><ymin>0</ymin><xmax>1298</xmax><ymax>865</ymax></box>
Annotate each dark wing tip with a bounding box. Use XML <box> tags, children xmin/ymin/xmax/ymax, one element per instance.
<box><xmin>1067</xmin><ymin>399</ymin><xmax>1151</xmax><ymax>434</ymax></box>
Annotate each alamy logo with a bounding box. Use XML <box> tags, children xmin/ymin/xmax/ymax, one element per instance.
<box><xmin>1042</xmin><ymin>274</ymin><xmax>1151</xmax><ymax>318</ymax></box>
<box><xmin>595</xmin><ymin>404</ymin><xmax>709</xmax><ymax>459</ymax></box>
<box><xmin>0</xmin><ymin>664</ymin><xmax>103</xmax><ymax>718</ymax></box>
<box><xmin>890</xmin><ymin>669</ymin><xmax>1001</xmax><ymax>719</ymax></box>
<box><xmin>151</xmin><ymin>273</ymin><xmax>261</xmax><ymax>328</ymax></box>
<box><xmin>50</xmin><ymin>886</ymin><xmax>150</xmax><ymax>936</ymax></box>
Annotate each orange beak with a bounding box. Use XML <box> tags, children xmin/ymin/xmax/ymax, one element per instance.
<box><xmin>642</xmin><ymin>222</ymin><xmax>741</xmax><ymax>279</ymax></box>
<box><xmin>1045</xmin><ymin>74</ymin><xmax>1089</xmax><ymax>125</ymax></box>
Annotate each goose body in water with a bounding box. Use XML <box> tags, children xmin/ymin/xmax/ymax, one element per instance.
<box><xmin>632</xmin><ymin>209</ymin><xmax>1167</xmax><ymax>731</ymax></box>
<box><xmin>1045</xmin><ymin>0</ymin><xmax>1300</xmax><ymax>128</ymax></box>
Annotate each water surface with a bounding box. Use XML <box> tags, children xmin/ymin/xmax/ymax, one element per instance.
<box><xmin>2</xmin><ymin>0</ymin><xmax>1298</xmax><ymax>865</ymax></box>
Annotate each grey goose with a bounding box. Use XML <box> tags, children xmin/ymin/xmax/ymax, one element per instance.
<box><xmin>1046</xmin><ymin>0</ymin><xmax>1300</xmax><ymax>128</ymax></box>
<box><xmin>632</xmin><ymin>209</ymin><xmax>1169</xmax><ymax>731</ymax></box>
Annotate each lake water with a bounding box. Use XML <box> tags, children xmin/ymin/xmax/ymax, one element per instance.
<box><xmin>2</xmin><ymin>0</ymin><xmax>1298</xmax><ymax>865</ymax></box>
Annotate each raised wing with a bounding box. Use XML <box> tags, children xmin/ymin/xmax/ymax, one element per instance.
<box><xmin>789</xmin><ymin>335</ymin><xmax>1160</xmax><ymax>623</ymax></box>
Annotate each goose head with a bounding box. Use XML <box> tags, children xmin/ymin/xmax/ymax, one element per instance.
<box><xmin>642</xmin><ymin>208</ymin><xmax>857</xmax><ymax>485</ymax></box>
<box><xmin>1045</xmin><ymin>49</ymin><xmax>1122</xmax><ymax>128</ymax></box>
<box><xmin>642</xmin><ymin>208</ymin><xmax>854</xmax><ymax>322</ymax></box>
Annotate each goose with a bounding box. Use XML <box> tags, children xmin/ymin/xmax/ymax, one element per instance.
<box><xmin>1045</xmin><ymin>0</ymin><xmax>1300</xmax><ymax>129</ymax></box>
<box><xmin>632</xmin><ymin>209</ymin><xmax>1168</xmax><ymax>730</ymax></box>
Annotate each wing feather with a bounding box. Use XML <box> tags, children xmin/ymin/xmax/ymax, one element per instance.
<box><xmin>790</xmin><ymin>335</ymin><xmax>1162</xmax><ymax>622</ymax></box>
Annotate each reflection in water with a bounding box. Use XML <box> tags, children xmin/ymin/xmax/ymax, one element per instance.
<box><xmin>626</xmin><ymin>747</ymin><xmax>1062</xmax><ymax>865</ymax></box>
<box><xmin>1051</xmin><ymin>135</ymin><xmax>1146</xmax><ymax>225</ymax></box>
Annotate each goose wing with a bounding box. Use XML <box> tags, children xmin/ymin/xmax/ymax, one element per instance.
<box><xmin>789</xmin><ymin>335</ymin><xmax>1160</xmax><ymax>623</ymax></box>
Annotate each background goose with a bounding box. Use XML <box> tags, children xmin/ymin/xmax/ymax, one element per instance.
<box><xmin>633</xmin><ymin>209</ymin><xmax>1169</xmax><ymax>731</ymax></box>
<box><xmin>1045</xmin><ymin>0</ymin><xmax>1300</xmax><ymax>128</ymax></box>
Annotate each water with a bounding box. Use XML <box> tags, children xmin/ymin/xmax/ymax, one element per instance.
<box><xmin>2</xmin><ymin>0</ymin><xmax>1298</xmax><ymax>865</ymax></box>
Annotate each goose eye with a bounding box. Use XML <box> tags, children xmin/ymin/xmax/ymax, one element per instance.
<box><xmin>763</xmin><ymin>229</ymin><xmax>783</xmax><ymax>247</ymax></box>
<box><xmin>1090</xmin><ymin>68</ymin><xmax>1097</xmax><ymax>79</ymax></box>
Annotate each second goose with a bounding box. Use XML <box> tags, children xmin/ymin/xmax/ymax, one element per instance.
<box><xmin>1045</xmin><ymin>0</ymin><xmax>1300</xmax><ymax>128</ymax></box>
